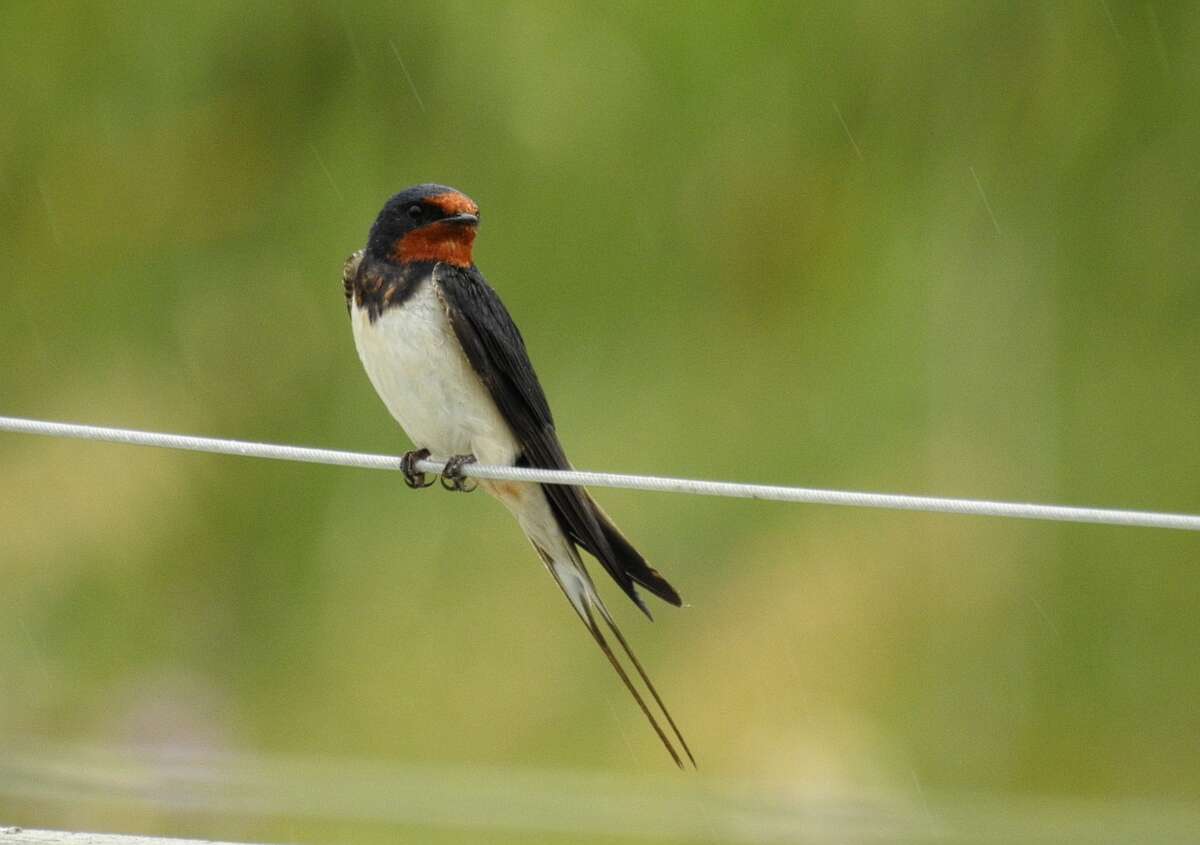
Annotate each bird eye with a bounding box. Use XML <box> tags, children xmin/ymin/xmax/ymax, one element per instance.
<box><xmin>406</xmin><ymin>204</ymin><xmax>423</xmax><ymax>221</ymax></box>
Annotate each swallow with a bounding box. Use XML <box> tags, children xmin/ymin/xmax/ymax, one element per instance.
<box><xmin>343</xmin><ymin>184</ymin><xmax>693</xmax><ymax>767</ymax></box>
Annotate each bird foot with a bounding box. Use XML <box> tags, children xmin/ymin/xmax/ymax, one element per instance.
<box><xmin>440</xmin><ymin>454</ymin><xmax>478</xmax><ymax>493</ymax></box>
<box><xmin>400</xmin><ymin>448</ymin><xmax>435</xmax><ymax>489</ymax></box>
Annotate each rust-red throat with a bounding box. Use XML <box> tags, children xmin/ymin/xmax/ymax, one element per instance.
<box><xmin>392</xmin><ymin>191</ymin><xmax>479</xmax><ymax>268</ymax></box>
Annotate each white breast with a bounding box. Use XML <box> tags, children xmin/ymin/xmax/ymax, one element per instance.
<box><xmin>350</xmin><ymin>272</ymin><xmax>520</xmax><ymax>466</ymax></box>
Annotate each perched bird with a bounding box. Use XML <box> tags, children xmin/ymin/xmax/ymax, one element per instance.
<box><xmin>343</xmin><ymin>184</ymin><xmax>693</xmax><ymax>767</ymax></box>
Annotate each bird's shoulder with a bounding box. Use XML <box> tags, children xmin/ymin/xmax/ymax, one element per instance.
<box><xmin>341</xmin><ymin>249</ymin><xmax>364</xmax><ymax>308</ymax></box>
<box><xmin>434</xmin><ymin>263</ymin><xmax>554</xmax><ymax>429</ymax></box>
<box><xmin>345</xmin><ymin>253</ymin><xmax>435</xmax><ymax>322</ymax></box>
<box><xmin>434</xmin><ymin>265</ymin><xmax>526</xmax><ymax>343</ymax></box>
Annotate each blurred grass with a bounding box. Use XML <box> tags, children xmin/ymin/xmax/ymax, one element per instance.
<box><xmin>2</xmin><ymin>1</ymin><xmax>1199</xmax><ymax>842</ymax></box>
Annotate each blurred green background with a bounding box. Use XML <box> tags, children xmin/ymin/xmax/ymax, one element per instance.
<box><xmin>2</xmin><ymin>2</ymin><xmax>1199</xmax><ymax>842</ymax></box>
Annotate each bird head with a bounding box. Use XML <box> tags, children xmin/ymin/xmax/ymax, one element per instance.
<box><xmin>366</xmin><ymin>183</ymin><xmax>480</xmax><ymax>268</ymax></box>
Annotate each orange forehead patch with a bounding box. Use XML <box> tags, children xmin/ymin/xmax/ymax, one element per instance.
<box><xmin>428</xmin><ymin>191</ymin><xmax>479</xmax><ymax>216</ymax></box>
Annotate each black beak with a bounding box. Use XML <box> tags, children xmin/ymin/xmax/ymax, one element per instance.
<box><xmin>443</xmin><ymin>213</ymin><xmax>479</xmax><ymax>227</ymax></box>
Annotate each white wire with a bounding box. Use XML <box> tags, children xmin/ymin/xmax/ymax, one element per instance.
<box><xmin>2</xmin><ymin>414</ymin><xmax>1199</xmax><ymax>532</ymax></box>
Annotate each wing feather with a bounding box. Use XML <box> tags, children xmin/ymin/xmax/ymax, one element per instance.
<box><xmin>438</xmin><ymin>266</ymin><xmax>672</xmax><ymax>611</ymax></box>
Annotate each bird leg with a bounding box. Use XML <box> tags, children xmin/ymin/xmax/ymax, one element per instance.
<box><xmin>440</xmin><ymin>453</ymin><xmax>478</xmax><ymax>493</ymax></box>
<box><xmin>400</xmin><ymin>448</ymin><xmax>435</xmax><ymax>489</ymax></box>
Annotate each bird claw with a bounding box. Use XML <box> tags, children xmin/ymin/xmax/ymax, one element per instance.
<box><xmin>400</xmin><ymin>448</ymin><xmax>435</xmax><ymax>489</ymax></box>
<box><xmin>440</xmin><ymin>454</ymin><xmax>478</xmax><ymax>493</ymax></box>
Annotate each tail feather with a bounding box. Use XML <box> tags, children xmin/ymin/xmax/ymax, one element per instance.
<box><xmin>534</xmin><ymin>545</ymin><xmax>693</xmax><ymax>769</ymax></box>
<box><xmin>591</xmin><ymin>596</ymin><xmax>696</xmax><ymax>767</ymax></box>
<box><xmin>541</xmin><ymin>473</ymin><xmax>682</xmax><ymax>618</ymax></box>
<box><xmin>579</xmin><ymin>601</ymin><xmax>684</xmax><ymax>769</ymax></box>
<box><xmin>587</xmin><ymin>494</ymin><xmax>682</xmax><ymax>610</ymax></box>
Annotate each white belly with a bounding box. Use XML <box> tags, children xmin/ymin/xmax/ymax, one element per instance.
<box><xmin>350</xmin><ymin>274</ymin><xmax>520</xmax><ymax>466</ymax></box>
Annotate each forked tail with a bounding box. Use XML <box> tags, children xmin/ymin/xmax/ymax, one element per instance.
<box><xmin>533</xmin><ymin>545</ymin><xmax>695</xmax><ymax>769</ymax></box>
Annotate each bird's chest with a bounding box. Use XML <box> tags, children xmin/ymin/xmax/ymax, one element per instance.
<box><xmin>350</xmin><ymin>277</ymin><xmax>502</xmax><ymax>456</ymax></box>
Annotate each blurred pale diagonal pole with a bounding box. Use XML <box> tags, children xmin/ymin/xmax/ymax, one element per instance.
<box><xmin>0</xmin><ymin>829</ymin><xmax>246</xmax><ymax>845</ymax></box>
<box><xmin>2</xmin><ymin>415</ymin><xmax>1198</xmax><ymax>531</ymax></box>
